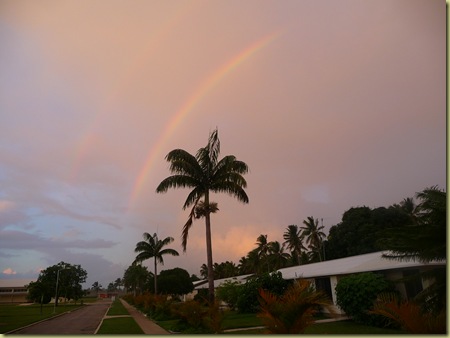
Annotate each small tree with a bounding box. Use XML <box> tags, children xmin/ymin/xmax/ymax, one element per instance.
<box><xmin>157</xmin><ymin>268</ymin><xmax>194</xmax><ymax>297</ymax></box>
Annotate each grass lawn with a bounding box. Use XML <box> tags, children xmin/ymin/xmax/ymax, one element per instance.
<box><xmin>221</xmin><ymin>312</ymin><xmax>263</xmax><ymax>330</ymax></box>
<box><xmin>96</xmin><ymin>317</ymin><xmax>144</xmax><ymax>334</ymax></box>
<box><xmin>304</xmin><ymin>320</ymin><xmax>406</xmax><ymax>334</ymax></box>
<box><xmin>225</xmin><ymin>320</ymin><xmax>406</xmax><ymax>334</ymax></box>
<box><xmin>106</xmin><ymin>299</ymin><xmax>129</xmax><ymax>316</ymax></box>
<box><xmin>0</xmin><ymin>302</ymin><xmax>84</xmax><ymax>333</ymax></box>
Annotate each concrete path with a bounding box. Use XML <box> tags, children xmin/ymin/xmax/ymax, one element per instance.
<box><xmin>9</xmin><ymin>299</ymin><xmax>112</xmax><ymax>334</ymax></box>
<box><xmin>118</xmin><ymin>298</ymin><xmax>170</xmax><ymax>334</ymax></box>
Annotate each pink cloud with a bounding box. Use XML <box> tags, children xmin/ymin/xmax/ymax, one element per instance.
<box><xmin>3</xmin><ymin>267</ymin><xmax>17</xmax><ymax>275</ymax></box>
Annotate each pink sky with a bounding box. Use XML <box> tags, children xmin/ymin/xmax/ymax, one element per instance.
<box><xmin>0</xmin><ymin>0</ymin><xmax>446</xmax><ymax>287</ymax></box>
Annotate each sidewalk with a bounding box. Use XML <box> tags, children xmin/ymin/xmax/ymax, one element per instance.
<box><xmin>119</xmin><ymin>298</ymin><xmax>170</xmax><ymax>334</ymax></box>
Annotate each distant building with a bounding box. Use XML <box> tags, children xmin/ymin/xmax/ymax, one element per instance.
<box><xmin>0</xmin><ymin>279</ymin><xmax>34</xmax><ymax>303</ymax></box>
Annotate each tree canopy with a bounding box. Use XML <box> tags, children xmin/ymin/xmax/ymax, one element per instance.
<box><xmin>27</xmin><ymin>261</ymin><xmax>87</xmax><ymax>305</ymax></box>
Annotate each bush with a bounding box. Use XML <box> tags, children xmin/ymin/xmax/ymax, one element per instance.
<box><xmin>169</xmin><ymin>300</ymin><xmax>212</xmax><ymax>333</ymax></box>
<box><xmin>236</xmin><ymin>272</ymin><xmax>290</xmax><ymax>313</ymax></box>
<box><xmin>216</xmin><ymin>280</ymin><xmax>242</xmax><ymax>310</ymax></box>
<box><xmin>258</xmin><ymin>279</ymin><xmax>334</xmax><ymax>333</ymax></box>
<box><xmin>335</xmin><ymin>272</ymin><xmax>395</xmax><ymax>326</ymax></box>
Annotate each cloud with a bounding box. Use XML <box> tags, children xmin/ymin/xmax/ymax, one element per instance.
<box><xmin>301</xmin><ymin>185</ymin><xmax>330</xmax><ymax>204</ymax></box>
<box><xmin>3</xmin><ymin>267</ymin><xmax>17</xmax><ymax>275</ymax></box>
<box><xmin>0</xmin><ymin>230</ymin><xmax>118</xmax><ymax>251</ymax></box>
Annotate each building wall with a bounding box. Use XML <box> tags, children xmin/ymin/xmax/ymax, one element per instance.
<box><xmin>0</xmin><ymin>287</ymin><xmax>29</xmax><ymax>303</ymax></box>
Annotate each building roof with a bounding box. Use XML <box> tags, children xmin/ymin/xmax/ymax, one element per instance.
<box><xmin>0</xmin><ymin>279</ymin><xmax>35</xmax><ymax>288</ymax></box>
<box><xmin>195</xmin><ymin>274</ymin><xmax>253</xmax><ymax>290</ymax></box>
<box><xmin>194</xmin><ymin>251</ymin><xmax>446</xmax><ymax>289</ymax></box>
<box><xmin>277</xmin><ymin>251</ymin><xmax>445</xmax><ymax>280</ymax></box>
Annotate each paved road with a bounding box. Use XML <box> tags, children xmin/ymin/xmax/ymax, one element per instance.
<box><xmin>10</xmin><ymin>299</ymin><xmax>112</xmax><ymax>335</ymax></box>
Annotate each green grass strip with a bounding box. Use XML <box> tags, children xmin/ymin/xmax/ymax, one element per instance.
<box><xmin>106</xmin><ymin>299</ymin><xmax>129</xmax><ymax>316</ymax></box>
<box><xmin>96</xmin><ymin>317</ymin><xmax>144</xmax><ymax>334</ymax></box>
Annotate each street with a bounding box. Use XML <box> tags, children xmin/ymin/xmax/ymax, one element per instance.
<box><xmin>10</xmin><ymin>299</ymin><xmax>112</xmax><ymax>335</ymax></box>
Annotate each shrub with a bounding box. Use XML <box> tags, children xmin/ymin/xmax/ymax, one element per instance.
<box><xmin>258</xmin><ymin>279</ymin><xmax>334</xmax><ymax>333</ymax></box>
<box><xmin>236</xmin><ymin>272</ymin><xmax>290</xmax><ymax>313</ymax></box>
<box><xmin>335</xmin><ymin>272</ymin><xmax>395</xmax><ymax>326</ymax></box>
<box><xmin>216</xmin><ymin>280</ymin><xmax>242</xmax><ymax>310</ymax></box>
<box><xmin>171</xmin><ymin>300</ymin><xmax>209</xmax><ymax>333</ymax></box>
<box><xmin>370</xmin><ymin>293</ymin><xmax>446</xmax><ymax>334</ymax></box>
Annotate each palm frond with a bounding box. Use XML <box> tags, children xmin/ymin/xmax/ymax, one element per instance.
<box><xmin>156</xmin><ymin>175</ymin><xmax>200</xmax><ymax>194</ymax></box>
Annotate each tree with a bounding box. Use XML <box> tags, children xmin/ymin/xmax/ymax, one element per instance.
<box><xmin>123</xmin><ymin>264</ymin><xmax>151</xmax><ymax>296</ymax></box>
<box><xmin>238</xmin><ymin>249</ymin><xmax>261</xmax><ymax>275</ymax></box>
<box><xmin>134</xmin><ymin>232</ymin><xmax>179</xmax><ymax>294</ymax></box>
<box><xmin>325</xmin><ymin>206</ymin><xmax>411</xmax><ymax>260</ymax></box>
<box><xmin>113</xmin><ymin>278</ymin><xmax>122</xmax><ymax>290</ymax></box>
<box><xmin>91</xmin><ymin>281</ymin><xmax>102</xmax><ymax>295</ymax></box>
<box><xmin>255</xmin><ymin>234</ymin><xmax>271</xmax><ymax>272</ymax></box>
<box><xmin>156</xmin><ymin>128</ymin><xmax>249</xmax><ymax>304</ymax></box>
<box><xmin>157</xmin><ymin>268</ymin><xmax>194</xmax><ymax>297</ymax></box>
<box><xmin>301</xmin><ymin>217</ymin><xmax>326</xmax><ymax>262</ymax></box>
<box><xmin>267</xmin><ymin>241</ymin><xmax>290</xmax><ymax>270</ymax></box>
<box><xmin>379</xmin><ymin>186</ymin><xmax>446</xmax><ymax>313</ymax></box>
<box><xmin>27</xmin><ymin>280</ymin><xmax>53</xmax><ymax>305</ymax></box>
<box><xmin>283</xmin><ymin>224</ymin><xmax>306</xmax><ymax>265</ymax></box>
<box><xmin>29</xmin><ymin>262</ymin><xmax>87</xmax><ymax>307</ymax></box>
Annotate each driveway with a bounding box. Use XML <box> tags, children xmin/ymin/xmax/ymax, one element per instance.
<box><xmin>10</xmin><ymin>299</ymin><xmax>112</xmax><ymax>335</ymax></box>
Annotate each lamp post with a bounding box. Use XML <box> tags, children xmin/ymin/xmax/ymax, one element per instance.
<box><xmin>53</xmin><ymin>266</ymin><xmax>68</xmax><ymax>314</ymax></box>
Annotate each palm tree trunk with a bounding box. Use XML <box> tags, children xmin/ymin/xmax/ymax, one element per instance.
<box><xmin>204</xmin><ymin>192</ymin><xmax>215</xmax><ymax>305</ymax></box>
<box><xmin>154</xmin><ymin>257</ymin><xmax>158</xmax><ymax>294</ymax></box>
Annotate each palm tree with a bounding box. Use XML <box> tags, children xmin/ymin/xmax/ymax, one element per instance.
<box><xmin>301</xmin><ymin>217</ymin><xmax>326</xmax><ymax>262</ymax></box>
<box><xmin>283</xmin><ymin>224</ymin><xmax>306</xmax><ymax>265</ymax></box>
<box><xmin>200</xmin><ymin>263</ymin><xmax>208</xmax><ymax>279</ymax></box>
<box><xmin>268</xmin><ymin>241</ymin><xmax>291</xmax><ymax>270</ymax></box>
<box><xmin>133</xmin><ymin>232</ymin><xmax>179</xmax><ymax>294</ymax></box>
<box><xmin>156</xmin><ymin>128</ymin><xmax>249</xmax><ymax>304</ymax></box>
<box><xmin>255</xmin><ymin>234</ymin><xmax>271</xmax><ymax>272</ymax></box>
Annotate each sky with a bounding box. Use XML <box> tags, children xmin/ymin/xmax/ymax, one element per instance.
<box><xmin>0</xmin><ymin>0</ymin><xmax>446</xmax><ymax>288</ymax></box>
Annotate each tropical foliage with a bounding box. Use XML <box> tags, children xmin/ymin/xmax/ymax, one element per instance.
<box><xmin>370</xmin><ymin>293</ymin><xmax>446</xmax><ymax>334</ymax></box>
<box><xmin>133</xmin><ymin>232</ymin><xmax>179</xmax><ymax>294</ymax></box>
<box><xmin>258</xmin><ymin>279</ymin><xmax>333</xmax><ymax>334</ymax></box>
<box><xmin>156</xmin><ymin>128</ymin><xmax>249</xmax><ymax>304</ymax></box>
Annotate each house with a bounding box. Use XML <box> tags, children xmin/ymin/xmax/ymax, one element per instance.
<box><xmin>193</xmin><ymin>251</ymin><xmax>445</xmax><ymax>314</ymax></box>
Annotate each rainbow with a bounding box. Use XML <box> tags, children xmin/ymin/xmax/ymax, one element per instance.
<box><xmin>67</xmin><ymin>1</ymin><xmax>197</xmax><ymax>183</ymax></box>
<box><xmin>128</xmin><ymin>29</ymin><xmax>283</xmax><ymax>209</ymax></box>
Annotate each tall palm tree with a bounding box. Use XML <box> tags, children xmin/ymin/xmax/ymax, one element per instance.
<box><xmin>283</xmin><ymin>224</ymin><xmax>306</xmax><ymax>265</ymax></box>
<box><xmin>133</xmin><ymin>232</ymin><xmax>179</xmax><ymax>294</ymax></box>
<box><xmin>268</xmin><ymin>241</ymin><xmax>291</xmax><ymax>270</ymax></box>
<box><xmin>301</xmin><ymin>217</ymin><xmax>326</xmax><ymax>262</ymax></box>
<box><xmin>156</xmin><ymin>128</ymin><xmax>249</xmax><ymax>304</ymax></box>
<box><xmin>255</xmin><ymin>234</ymin><xmax>271</xmax><ymax>272</ymax></box>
